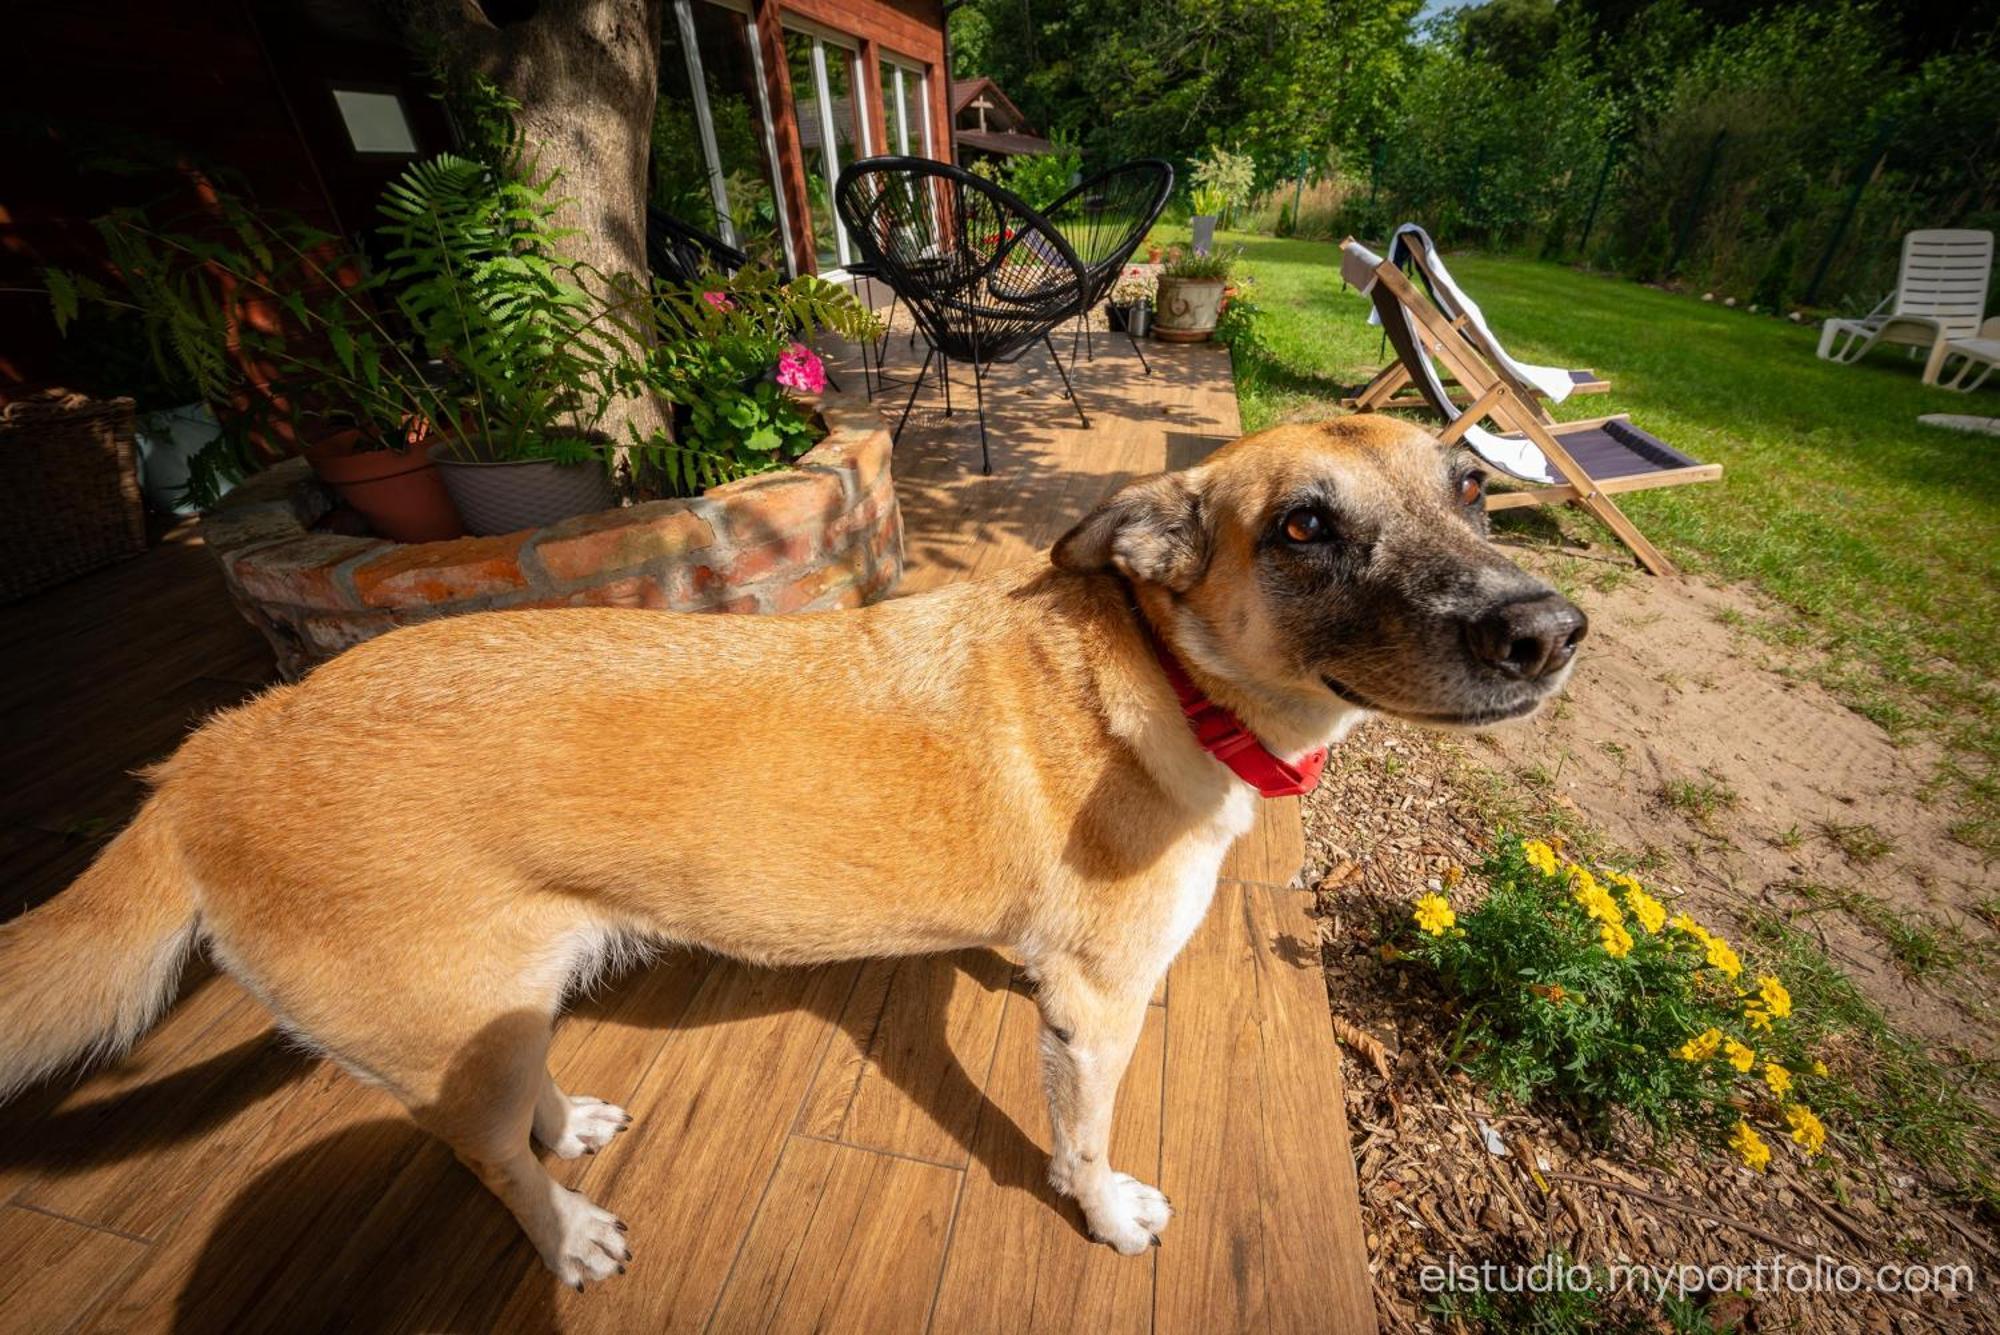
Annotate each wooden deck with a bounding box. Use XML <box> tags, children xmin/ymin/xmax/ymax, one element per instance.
<box><xmin>0</xmin><ymin>332</ymin><xmax>1374</xmax><ymax>1333</ymax></box>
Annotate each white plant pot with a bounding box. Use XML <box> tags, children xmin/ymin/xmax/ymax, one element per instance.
<box><xmin>134</xmin><ymin>402</ymin><xmax>228</xmax><ymax>515</ymax></box>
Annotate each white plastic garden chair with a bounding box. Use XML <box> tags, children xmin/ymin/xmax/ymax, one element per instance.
<box><xmin>1817</xmin><ymin>229</ymin><xmax>1993</xmax><ymax>384</ymax></box>
<box><xmin>1936</xmin><ymin>319</ymin><xmax>2000</xmax><ymax>393</ymax></box>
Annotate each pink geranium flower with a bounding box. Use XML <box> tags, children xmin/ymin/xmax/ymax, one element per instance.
<box><xmin>775</xmin><ymin>342</ymin><xmax>827</xmax><ymax>395</ymax></box>
<box><xmin>701</xmin><ymin>290</ymin><xmax>733</xmax><ymax>311</ymax></box>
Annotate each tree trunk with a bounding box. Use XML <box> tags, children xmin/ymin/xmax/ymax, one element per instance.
<box><xmin>402</xmin><ymin>0</ymin><xmax>667</xmax><ymax>444</ymax></box>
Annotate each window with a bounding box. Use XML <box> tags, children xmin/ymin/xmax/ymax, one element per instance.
<box><xmin>652</xmin><ymin>0</ymin><xmax>791</xmax><ymax>270</ymax></box>
<box><xmin>876</xmin><ymin>59</ymin><xmax>930</xmax><ymax>158</ymax></box>
<box><xmin>785</xmin><ymin>28</ymin><xmax>867</xmax><ymax>271</ymax></box>
<box><xmin>330</xmin><ymin>88</ymin><xmax>417</xmax><ymax>156</ymax></box>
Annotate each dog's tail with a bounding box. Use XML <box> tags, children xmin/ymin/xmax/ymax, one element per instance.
<box><xmin>0</xmin><ymin>796</ymin><xmax>200</xmax><ymax>1102</ymax></box>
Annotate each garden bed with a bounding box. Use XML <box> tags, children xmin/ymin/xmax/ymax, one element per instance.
<box><xmin>1304</xmin><ymin>718</ymin><xmax>1996</xmax><ymax>1334</ymax></box>
<box><xmin>202</xmin><ymin>394</ymin><xmax>901</xmax><ymax>677</ymax></box>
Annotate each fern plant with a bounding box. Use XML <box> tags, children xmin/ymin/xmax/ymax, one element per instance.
<box><xmin>373</xmin><ymin>151</ymin><xmax>649</xmax><ymax>465</ymax></box>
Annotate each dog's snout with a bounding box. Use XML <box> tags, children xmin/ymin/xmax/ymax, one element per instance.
<box><xmin>1465</xmin><ymin>594</ymin><xmax>1588</xmax><ymax>681</ymax></box>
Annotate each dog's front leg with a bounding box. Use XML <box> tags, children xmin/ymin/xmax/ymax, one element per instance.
<box><xmin>1034</xmin><ymin>958</ymin><xmax>1171</xmax><ymax>1253</ymax></box>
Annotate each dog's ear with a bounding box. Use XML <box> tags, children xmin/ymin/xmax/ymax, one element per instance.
<box><xmin>1051</xmin><ymin>472</ymin><xmax>1210</xmax><ymax>591</ymax></box>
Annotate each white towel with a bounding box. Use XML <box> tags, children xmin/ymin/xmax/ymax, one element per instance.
<box><xmin>1384</xmin><ymin>224</ymin><xmax>1577</xmax><ymax>405</ymax></box>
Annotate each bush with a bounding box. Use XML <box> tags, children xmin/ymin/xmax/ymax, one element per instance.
<box><xmin>1405</xmin><ymin>835</ymin><xmax>1834</xmax><ymax>1172</ymax></box>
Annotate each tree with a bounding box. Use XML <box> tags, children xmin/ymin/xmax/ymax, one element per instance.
<box><xmin>398</xmin><ymin>0</ymin><xmax>666</xmax><ymax>440</ymax></box>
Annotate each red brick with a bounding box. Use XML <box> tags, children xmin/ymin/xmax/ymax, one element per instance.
<box><xmin>685</xmin><ymin>533</ymin><xmax>819</xmax><ymax>597</ymax></box>
<box><xmin>768</xmin><ymin>550</ymin><xmax>869</xmax><ymax>614</ymax></box>
<box><xmin>230</xmin><ymin>533</ymin><xmax>380</xmax><ymax>609</ymax></box>
<box><xmin>294</xmin><ymin>609</ymin><xmax>401</xmax><ymax>660</ymax></box>
<box><xmin>350</xmin><ymin>532</ymin><xmax>530</xmax><ymax>607</ymax></box>
<box><xmin>708</xmin><ymin>470</ymin><xmax>843</xmax><ymax>543</ymax></box>
<box><xmin>530</xmin><ymin>504</ymin><xmax>714</xmax><ymax>584</ymax></box>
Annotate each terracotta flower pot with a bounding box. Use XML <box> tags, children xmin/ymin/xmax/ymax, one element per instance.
<box><xmin>1152</xmin><ymin>276</ymin><xmax>1227</xmax><ymax>343</ymax></box>
<box><xmin>305</xmin><ymin>429</ymin><xmax>464</xmax><ymax>542</ymax></box>
<box><xmin>1146</xmin><ymin>245</ymin><xmax>1163</xmax><ymax>264</ymax></box>
<box><xmin>427</xmin><ymin>434</ymin><xmax>617</xmax><ymax>536</ymax></box>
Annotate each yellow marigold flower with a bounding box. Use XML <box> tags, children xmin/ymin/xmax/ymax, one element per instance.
<box><xmin>1678</xmin><ymin>1027</ymin><xmax>1722</xmax><ymax>1062</ymax></box>
<box><xmin>1744</xmin><ymin>1005</ymin><xmax>1773</xmax><ymax>1033</ymax></box>
<box><xmin>1600</xmin><ymin>920</ymin><xmax>1635</xmax><ymax>958</ymax></box>
<box><xmin>1764</xmin><ymin>1062</ymin><xmax>1792</xmax><ymax>1098</ymax></box>
<box><xmin>1624</xmin><ymin>887</ymin><xmax>1667</xmax><ymax>934</ymax></box>
<box><xmin>1811</xmin><ymin>1059</ymin><xmax>1829</xmax><ymax>1077</ymax></box>
<box><xmin>1705</xmin><ymin>935</ymin><xmax>1743</xmax><ymax>979</ymax></box>
<box><xmin>1522</xmin><ymin>840</ymin><xmax>1558</xmax><ymax>876</ymax></box>
<box><xmin>1731</xmin><ymin>1120</ymin><xmax>1772</xmax><ymax>1172</ymax></box>
<box><xmin>1413</xmin><ymin>893</ymin><xmax>1456</xmax><ymax>936</ymax></box>
<box><xmin>1785</xmin><ymin>1104</ymin><xmax>1827</xmax><ymax>1157</ymax></box>
<box><xmin>1756</xmin><ymin>975</ymin><xmax>1792</xmax><ymax>1021</ymax></box>
<box><xmin>1723</xmin><ymin>1038</ymin><xmax>1756</xmax><ymax>1073</ymax></box>
<box><xmin>1607</xmin><ymin>870</ymin><xmax>1644</xmax><ymax>895</ymax></box>
<box><xmin>1669</xmin><ymin>913</ymin><xmax>1710</xmax><ymax>944</ymax></box>
<box><xmin>1442</xmin><ymin>863</ymin><xmax>1464</xmax><ymax>889</ymax></box>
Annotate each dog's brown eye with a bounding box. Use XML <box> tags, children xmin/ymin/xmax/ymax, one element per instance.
<box><xmin>1282</xmin><ymin>507</ymin><xmax>1329</xmax><ymax>543</ymax></box>
<box><xmin>1458</xmin><ymin>473</ymin><xmax>1485</xmax><ymax>507</ymax></box>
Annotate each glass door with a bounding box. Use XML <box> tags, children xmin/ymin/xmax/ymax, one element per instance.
<box><xmin>784</xmin><ymin>27</ymin><xmax>867</xmax><ymax>271</ymax></box>
<box><xmin>652</xmin><ymin>0</ymin><xmax>792</xmax><ymax>271</ymax></box>
<box><xmin>876</xmin><ymin>58</ymin><xmax>931</xmax><ymax>158</ymax></box>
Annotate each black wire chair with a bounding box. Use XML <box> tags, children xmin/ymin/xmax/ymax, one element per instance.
<box><xmin>835</xmin><ymin>156</ymin><xmax>1092</xmax><ymax>475</ymax></box>
<box><xmin>1040</xmin><ymin>159</ymin><xmax>1175</xmax><ymax>374</ymax></box>
<box><xmin>646</xmin><ymin>205</ymin><xmax>749</xmax><ymax>285</ymax></box>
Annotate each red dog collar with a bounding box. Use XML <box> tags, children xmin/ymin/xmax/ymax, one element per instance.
<box><xmin>1141</xmin><ymin>616</ymin><xmax>1329</xmax><ymax>799</ymax></box>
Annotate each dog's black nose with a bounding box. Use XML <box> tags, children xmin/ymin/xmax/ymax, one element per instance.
<box><xmin>1466</xmin><ymin>595</ymin><xmax>1588</xmax><ymax>681</ymax></box>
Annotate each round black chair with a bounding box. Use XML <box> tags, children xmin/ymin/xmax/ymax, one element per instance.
<box><xmin>1040</xmin><ymin>160</ymin><xmax>1175</xmax><ymax>373</ymax></box>
<box><xmin>646</xmin><ymin>205</ymin><xmax>750</xmax><ymax>285</ymax></box>
<box><xmin>835</xmin><ymin>156</ymin><xmax>1093</xmax><ymax>475</ymax></box>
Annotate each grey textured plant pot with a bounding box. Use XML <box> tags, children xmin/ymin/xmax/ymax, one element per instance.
<box><xmin>1190</xmin><ymin>214</ymin><xmax>1218</xmax><ymax>255</ymax></box>
<box><xmin>427</xmin><ymin>439</ymin><xmax>617</xmax><ymax>536</ymax></box>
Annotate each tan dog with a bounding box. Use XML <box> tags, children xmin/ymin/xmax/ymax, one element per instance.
<box><xmin>0</xmin><ymin>415</ymin><xmax>1584</xmax><ymax>1286</ymax></box>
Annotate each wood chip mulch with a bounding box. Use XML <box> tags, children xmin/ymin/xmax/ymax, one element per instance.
<box><xmin>1301</xmin><ymin>721</ymin><xmax>1999</xmax><ymax>1333</ymax></box>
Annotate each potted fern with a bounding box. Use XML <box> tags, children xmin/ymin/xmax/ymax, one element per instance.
<box><xmin>373</xmin><ymin>153</ymin><xmax>645</xmax><ymax>533</ymax></box>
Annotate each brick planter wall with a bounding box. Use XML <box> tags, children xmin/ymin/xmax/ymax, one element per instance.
<box><xmin>202</xmin><ymin>395</ymin><xmax>903</xmax><ymax>678</ymax></box>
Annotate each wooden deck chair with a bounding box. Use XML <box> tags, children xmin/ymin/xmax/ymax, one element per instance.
<box><xmin>1818</xmin><ymin>229</ymin><xmax>1993</xmax><ymax>384</ymax></box>
<box><xmin>1340</xmin><ymin>238</ymin><xmax>1720</xmax><ymax>578</ymax></box>
<box><xmin>1343</xmin><ymin>224</ymin><xmax>1609</xmax><ymax>420</ymax></box>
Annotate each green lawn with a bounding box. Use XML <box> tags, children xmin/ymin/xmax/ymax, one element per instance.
<box><xmin>1172</xmin><ymin>228</ymin><xmax>2000</xmax><ymax>849</ymax></box>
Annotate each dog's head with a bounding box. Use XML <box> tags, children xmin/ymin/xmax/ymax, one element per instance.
<box><xmin>1052</xmin><ymin>414</ymin><xmax>1585</xmax><ymax>739</ymax></box>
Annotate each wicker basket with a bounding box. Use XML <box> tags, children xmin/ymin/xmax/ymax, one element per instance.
<box><xmin>0</xmin><ymin>390</ymin><xmax>147</xmax><ymax>602</ymax></box>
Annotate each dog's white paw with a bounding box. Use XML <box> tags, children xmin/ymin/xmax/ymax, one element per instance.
<box><xmin>540</xmin><ymin>1187</ymin><xmax>631</xmax><ymax>1290</ymax></box>
<box><xmin>1082</xmin><ymin>1172</ymin><xmax>1173</xmax><ymax>1255</ymax></box>
<box><xmin>538</xmin><ymin>1094</ymin><xmax>631</xmax><ymax>1159</ymax></box>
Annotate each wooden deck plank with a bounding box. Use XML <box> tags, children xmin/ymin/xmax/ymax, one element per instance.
<box><xmin>928</xmin><ymin>984</ymin><xmax>1165</xmax><ymax>1335</ymax></box>
<box><xmin>794</xmin><ymin>949</ymin><xmax>1014</xmax><ymax>1168</ymax></box>
<box><xmin>500</xmin><ymin>961</ymin><xmax>861</xmax><ymax>1334</ymax></box>
<box><xmin>13</xmin><ymin>998</ymin><xmax>301</xmax><ymax>1241</ymax></box>
<box><xmin>1219</xmin><ymin>797</ymin><xmax>1307</xmax><ymax>888</ymax></box>
<box><xmin>0</xmin><ymin>970</ymin><xmax>250</xmax><ymax>1212</ymax></box>
<box><xmin>0</xmin><ymin>1206</ymin><xmax>150</xmax><ymax>1335</ymax></box>
<box><xmin>708</xmin><ymin>1137</ymin><xmax>960</xmax><ymax>1333</ymax></box>
<box><xmin>1155</xmin><ymin>882</ymin><xmax>1375</xmax><ymax>1334</ymax></box>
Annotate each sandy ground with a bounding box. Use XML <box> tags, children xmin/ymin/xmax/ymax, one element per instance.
<box><xmin>1476</xmin><ymin>548</ymin><xmax>1996</xmax><ymax>1052</ymax></box>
